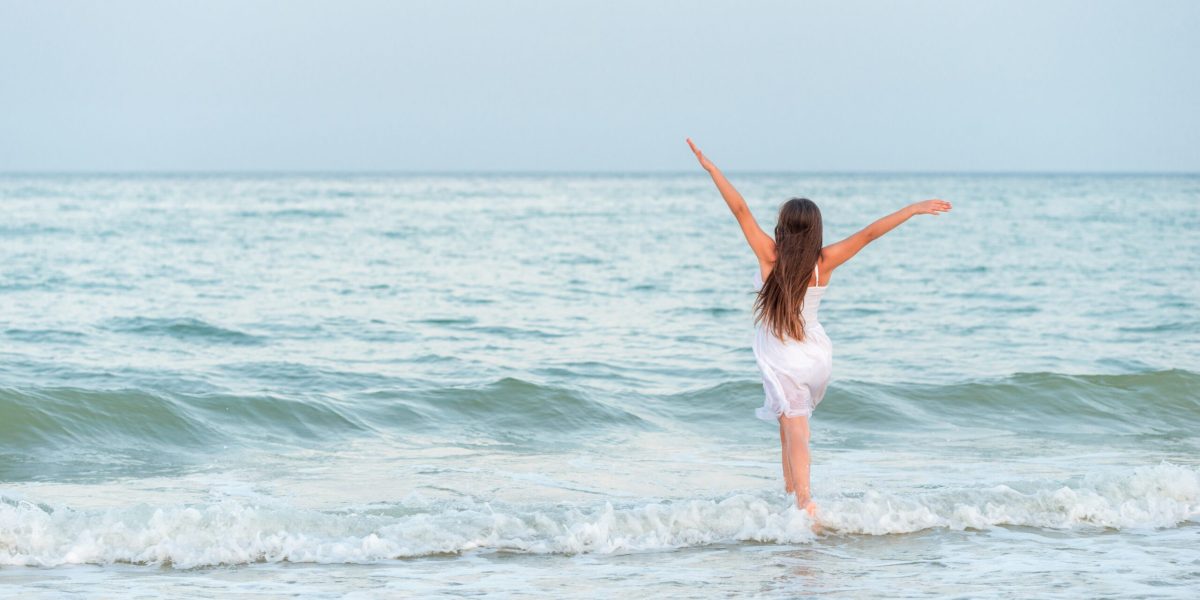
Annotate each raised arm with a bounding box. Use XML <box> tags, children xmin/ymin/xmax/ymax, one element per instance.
<box><xmin>822</xmin><ymin>200</ymin><xmax>952</xmax><ymax>272</ymax></box>
<box><xmin>687</xmin><ymin>138</ymin><xmax>775</xmax><ymax>267</ymax></box>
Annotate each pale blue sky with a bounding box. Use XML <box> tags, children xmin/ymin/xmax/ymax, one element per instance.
<box><xmin>1</xmin><ymin>0</ymin><xmax>1197</xmax><ymax>172</ymax></box>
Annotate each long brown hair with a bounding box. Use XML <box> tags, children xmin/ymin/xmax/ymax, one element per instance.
<box><xmin>754</xmin><ymin>198</ymin><xmax>823</xmax><ymax>341</ymax></box>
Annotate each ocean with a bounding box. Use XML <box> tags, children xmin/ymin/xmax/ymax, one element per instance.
<box><xmin>1</xmin><ymin>173</ymin><xmax>1197</xmax><ymax>598</ymax></box>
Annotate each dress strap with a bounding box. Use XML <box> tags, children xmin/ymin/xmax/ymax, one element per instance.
<box><xmin>813</xmin><ymin>262</ymin><xmax>820</xmax><ymax>286</ymax></box>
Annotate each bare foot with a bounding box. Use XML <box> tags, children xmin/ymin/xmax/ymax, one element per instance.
<box><xmin>803</xmin><ymin>500</ymin><xmax>819</xmax><ymax>519</ymax></box>
<box><xmin>799</xmin><ymin>499</ymin><xmax>823</xmax><ymax>534</ymax></box>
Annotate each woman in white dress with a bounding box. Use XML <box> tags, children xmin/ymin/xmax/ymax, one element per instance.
<box><xmin>687</xmin><ymin>139</ymin><xmax>951</xmax><ymax>516</ymax></box>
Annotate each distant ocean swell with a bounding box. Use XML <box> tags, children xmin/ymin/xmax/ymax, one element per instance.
<box><xmin>2</xmin><ymin>369</ymin><xmax>1195</xmax><ymax>459</ymax></box>
<box><xmin>1</xmin><ymin>463</ymin><xmax>1195</xmax><ymax>568</ymax></box>
<box><xmin>818</xmin><ymin>369</ymin><xmax>1200</xmax><ymax>434</ymax></box>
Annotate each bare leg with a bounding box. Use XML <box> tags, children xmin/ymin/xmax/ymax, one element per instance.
<box><xmin>779</xmin><ymin>420</ymin><xmax>795</xmax><ymax>494</ymax></box>
<box><xmin>779</xmin><ymin>414</ymin><xmax>818</xmax><ymax>517</ymax></box>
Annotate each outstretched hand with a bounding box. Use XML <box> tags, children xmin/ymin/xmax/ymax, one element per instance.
<box><xmin>686</xmin><ymin>138</ymin><xmax>716</xmax><ymax>172</ymax></box>
<box><xmin>909</xmin><ymin>199</ymin><xmax>952</xmax><ymax>216</ymax></box>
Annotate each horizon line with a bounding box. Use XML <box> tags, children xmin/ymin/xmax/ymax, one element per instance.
<box><xmin>1</xmin><ymin>169</ymin><xmax>1198</xmax><ymax>177</ymax></box>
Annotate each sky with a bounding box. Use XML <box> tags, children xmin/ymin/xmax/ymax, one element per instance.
<box><xmin>1</xmin><ymin>0</ymin><xmax>1198</xmax><ymax>173</ymax></box>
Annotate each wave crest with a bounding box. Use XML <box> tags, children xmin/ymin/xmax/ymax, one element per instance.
<box><xmin>2</xmin><ymin>463</ymin><xmax>1195</xmax><ymax>568</ymax></box>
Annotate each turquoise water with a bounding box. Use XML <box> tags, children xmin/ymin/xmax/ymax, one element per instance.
<box><xmin>1</xmin><ymin>173</ymin><xmax>1198</xmax><ymax>597</ymax></box>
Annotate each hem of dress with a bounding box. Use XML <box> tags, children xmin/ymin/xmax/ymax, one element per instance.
<box><xmin>755</xmin><ymin>406</ymin><xmax>814</xmax><ymax>422</ymax></box>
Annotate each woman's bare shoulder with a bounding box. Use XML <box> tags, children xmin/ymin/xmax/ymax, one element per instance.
<box><xmin>816</xmin><ymin>255</ymin><xmax>834</xmax><ymax>286</ymax></box>
<box><xmin>758</xmin><ymin>259</ymin><xmax>774</xmax><ymax>283</ymax></box>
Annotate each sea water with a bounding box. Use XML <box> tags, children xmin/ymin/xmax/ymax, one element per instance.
<box><xmin>1</xmin><ymin>173</ymin><xmax>1197</xmax><ymax>598</ymax></box>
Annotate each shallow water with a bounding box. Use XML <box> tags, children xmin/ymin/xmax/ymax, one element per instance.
<box><xmin>1</xmin><ymin>173</ymin><xmax>1198</xmax><ymax>597</ymax></box>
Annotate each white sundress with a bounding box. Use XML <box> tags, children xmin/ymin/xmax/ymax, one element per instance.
<box><xmin>752</xmin><ymin>263</ymin><xmax>833</xmax><ymax>422</ymax></box>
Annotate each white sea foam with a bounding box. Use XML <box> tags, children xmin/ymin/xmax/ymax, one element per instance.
<box><xmin>2</xmin><ymin>463</ymin><xmax>1196</xmax><ymax>568</ymax></box>
<box><xmin>0</xmin><ymin>493</ymin><xmax>816</xmax><ymax>568</ymax></box>
<box><xmin>821</xmin><ymin>462</ymin><xmax>1200</xmax><ymax>534</ymax></box>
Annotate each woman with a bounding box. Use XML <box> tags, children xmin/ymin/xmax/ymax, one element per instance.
<box><xmin>687</xmin><ymin>138</ymin><xmax>951</xmax><ymax>516</ymax></box>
